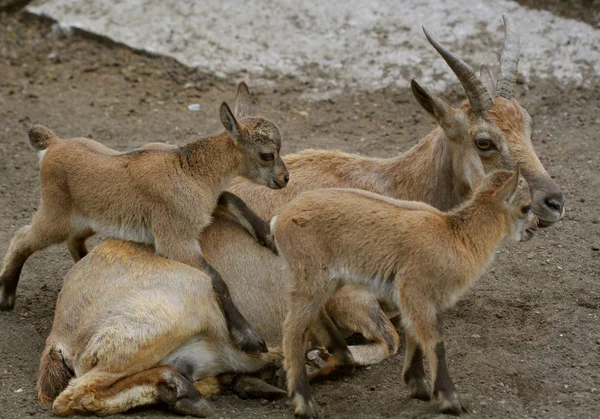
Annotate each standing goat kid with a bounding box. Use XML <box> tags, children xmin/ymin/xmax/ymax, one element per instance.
<box><xmin>273</xmin><ymin>168</ymin><xmax>536</xmax><ymax>418</ymax></box>
<box><xmin>0</xmin><ymin>83</ymin><xmax>289</xmax><ymax>354</ymax></box>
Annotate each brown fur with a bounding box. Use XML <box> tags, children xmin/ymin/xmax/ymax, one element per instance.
<box><xmin>37</xmin><ymin>240</ymin><xmax>258</xmax><ymax>416</ymax></box>
<box><xmin>0</xmin><ymin>82</ymin><xmax>287</xmax><ymax>310</ymax></box>
<box><xmin>274</xmin><ymin>169</ymin><xmax>536</xmax><ymax>417</ymax></box>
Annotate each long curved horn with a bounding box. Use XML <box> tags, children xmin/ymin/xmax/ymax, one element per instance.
<box><xmin>422</xmin><ymin>26</ymin><xmax>493</xmax><ymax>113</ymax></box>
<box><xmin>496</xmin><ymin>14</ymin><xmax>520</xmax><ymax>99</ymax></box>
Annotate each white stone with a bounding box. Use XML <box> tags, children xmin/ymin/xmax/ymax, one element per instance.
<box><xmin>28</xmin><ymin>0</ymin><xmax>600</xmax><ymax>99</ymax></box>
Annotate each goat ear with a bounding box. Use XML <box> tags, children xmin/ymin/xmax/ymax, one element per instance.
<box><xmin>480</xmin><ymin>65</ymin><xmax>496</xmax><ymax>97</ymax></box>
<box><xmin>411</xmin><ymin>80</ymin><xmax>453</xmax><ymax>128</ymax></box>
<box><xmin>220</xmin><ymin>102</ymin><xmax>241</xmax><ymax>145</ymax></box>
<box><xmin>234</xmin><ymin>82</ymin><xmax>252</xmax><ymax>119</ymax></box>
<box><xmin>496</xmin><ymin>165</ymin><xmax>521</xmax><ymax>205</ymax></box>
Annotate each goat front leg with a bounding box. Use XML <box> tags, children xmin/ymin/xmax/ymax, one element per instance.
<box><xmin>200</xmin><ymin>259</ymin><xmax>268</xmax><ymax>354</ymax></box>
<box><xmin>402</xmin><ymin>302</ymin><xmax>466</xmax><ymax>415</ymax></box>
<box><xmin>215</xmin><ymin>191</ymin><xmax>277</xmax><ymax>254</ymax></box>
<box><xmin>154</xmin><ymin>237</ymin><xmax>267</xmax><ymax>355</ymax></box>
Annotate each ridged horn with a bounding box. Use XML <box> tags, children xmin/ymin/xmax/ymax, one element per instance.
<box><xmin>423</xmin><ymin>26</ymin><xmax>494</xmax><ymax>112</ymax></box>
<box><xmin>496</xmin><ymin>14</ymin><xmax>520</xmax><ymax>99</ymax></box>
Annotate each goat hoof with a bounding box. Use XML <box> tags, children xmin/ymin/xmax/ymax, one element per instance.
<box><xmin>294</xmin><ymin>395</ymin><xmax>320</xmax><ymax>419</ymax></box>
<box><xmin>435</xmin><ymin>391</ymin><xmax>464</xmax><ymax>416</ymax></box>
<box><xmin>406</xmin><ymin>377</ymin><xmax>430</xmax><ymax>401</ymax></box>
<box><xmin>158</xmin><ymin>382</ymin><xmax>179</xmax><ymax>404</ymax></box>
<box><xmin>233</xmin><ymin>376</ymin><xmax>287</xmax><ymax>400</ymax></box>
<box><xmin>0</xmin><ymin>286</ymin><xmax>15</xmax><ymax>311</ymax></box>
<box><xmin>232</xmin><ymin>328</ymin><xmax>268</xmax><ymax>355</ymax></box>
<box><xmin>171</xmin><ymin>396</ymin><xmax>215</xmax><ymax>418</ymax></box>
<box><xmin>160</xmin><ymin>375</ymin><xmax>215</xmax><ymax>418</ymax></box>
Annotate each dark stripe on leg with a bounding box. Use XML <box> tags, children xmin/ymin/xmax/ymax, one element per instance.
<box><xmin>433</xmin><ymin>341</ymin><xmax>455</xmax><ymax>397</ymax></box>
<box><xmin>217</xmin><ymin>191</ymin><xmax>277</xmax><ymax>254</ymax></box>
<box><xmin>200</xmin><ymin>258</ymin><xmax>267</xmax><ymax>354</ymax></box>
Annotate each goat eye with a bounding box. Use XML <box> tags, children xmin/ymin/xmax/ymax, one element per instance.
<box><xmin>521</xmin><ymin>204</ymin><xmax>531</xmax><ymax>214</ymax></box>
<box><xmin>260</xmin><ymin>153</ymin><xmax>275</xmax><ymax>162</ymax></box>
<box><xmin>475</xmin><ymin>138</ymin><xmax>496</xmax><ymax>151</ymax></box>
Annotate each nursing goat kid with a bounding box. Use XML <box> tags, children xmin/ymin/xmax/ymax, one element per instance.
<box><xmin>273</xmin><ymin>168</ymin><xmax>537</xmax><ymax>418</ymax></box>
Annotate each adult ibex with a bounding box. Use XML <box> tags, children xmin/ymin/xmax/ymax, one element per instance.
<box><xmin>274</xmin><ymin>168</ymin><xmax>536</xmax><ymax>418</ymax></box>
<box><xmin>1</xmin><ymin>83</ymin><xmax>289</xmax><ymax>354</ymax></box>
<box><xmin>37</xmin><ymin>15</ymin><xmax>565</xmax><ymax>416</ymax></box>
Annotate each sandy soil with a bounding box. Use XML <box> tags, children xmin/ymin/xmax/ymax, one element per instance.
<box><xmin>0</xmin><ymin>4</ymin><xmax>599</xmax><ymax>419</ymax></box>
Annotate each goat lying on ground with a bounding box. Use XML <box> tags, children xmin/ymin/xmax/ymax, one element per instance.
<box><xmin>0</xmin><ymin>83</ymin><xmax>289</xmax><ymax>354</ymax></box>
<box><xmin>38</xmin><ymin>239</ymin><xmax>288</xmax><ymax>417</ymax></box>
<box><xmin>273</xmin><ymin>168</ymin><xmax>537</xmax><ymax>418</ymax></box>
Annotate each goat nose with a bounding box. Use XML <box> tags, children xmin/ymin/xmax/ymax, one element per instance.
<box><xmin>544</xmin><ymin>193</ymin><xmax>565</xmax><ymax>213</ymax></box>
<box><xmin>284</xmin><ymin>173</ymin><xmax>289</xmax><ymax>183</ymax></box>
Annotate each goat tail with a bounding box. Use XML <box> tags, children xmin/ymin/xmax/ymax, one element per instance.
<box><xmin>37</xmin><ymin>345</ymin><xmax>73</xmax><ymax>404</ymax></box>
<box><xmin>29</xmin><ymin>125</ymin><xmax>60</xmax><ymax>151</ymax></box>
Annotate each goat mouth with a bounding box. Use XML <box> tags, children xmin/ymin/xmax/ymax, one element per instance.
<box><xmin>536</xmin><ymin>219</ymin><xmax>555</xmax><ymax>228</ymax></box>
<box><xmin>270</xmin><ymin>180</ymin><xmax>285</xmax><ymax>189</ymax></box>
<box><xmin>536</xmin><ymin>208</ymin><xmax>565</xmax><ymax>228</ymax></box>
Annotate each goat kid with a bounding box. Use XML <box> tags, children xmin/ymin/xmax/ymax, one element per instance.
<box><xmin>0</xmin><ymin>82</ymin><xmax>289</xmax><ymax>354</ymax></box>
<box><xmin>273</xmin><ymin>168</ymin><xmax>536</xmax><ymax>418</ymax></box>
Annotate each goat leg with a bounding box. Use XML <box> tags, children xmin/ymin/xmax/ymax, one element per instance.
<box><xmin>201</xmin><ymin>260</ymin><xmax>268</xmax><ymax>355</ymax></box>
<box><xmin>216</xmin><ymin>191</ymin><xmax>278</xmax><ymax>255</ymax></box>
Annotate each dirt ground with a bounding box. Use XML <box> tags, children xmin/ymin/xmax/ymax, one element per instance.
<box><xmin>0</xmin><ymin>4</ymin><xmax>599</xmax><ymax>419</ymax></box>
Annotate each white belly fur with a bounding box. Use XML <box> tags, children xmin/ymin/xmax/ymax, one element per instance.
<box><xmin>161</xmin><ymin>335</ymin><xmax>271</xmax><ymax>381</ymax></box>
<box><xmin>77</xmin><ymin>217</ymin><xmax>155</xmax><ymax>244</ymax></box>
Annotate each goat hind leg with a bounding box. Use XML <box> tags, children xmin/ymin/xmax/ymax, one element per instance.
<box><xmin>52</xmin><ymin>366</ymin><xmax>213</xmax><ymax>417</ymax></box>
<box><xmin>66</xmin><ymin>228</ymin><xmax>94</xmax><ymax>262</ymax></box>
<box><xmin>1</xmin><ymin>214</ymin><xmax>68</xmax><ymax>310</ymax></box>
<box><xmin>284</xmin><ymin>305</ymin><xmax>320</xmax><ymax>418</ymax></box>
